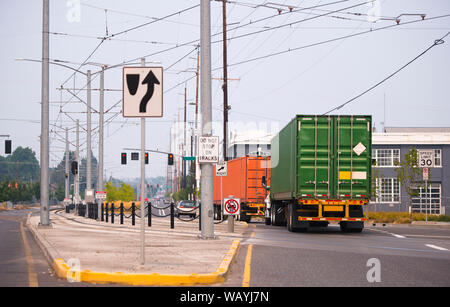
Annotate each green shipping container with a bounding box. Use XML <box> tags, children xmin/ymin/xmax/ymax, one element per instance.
<box><xmin>271</xmin><ymin>115</ymin><xmax>372</xmax><ymax>201</ymax></box>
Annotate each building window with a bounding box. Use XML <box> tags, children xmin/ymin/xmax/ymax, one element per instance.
<box><xmin>411</xmin><ymin>184</ymin><xmax>441</xmax><ymax>214</ymax></box>
<box><xmin>372</xmin><ymin>149</ymin><xmax>400</xmax><ymax>167</ymax></box>
<box><xmin>434</xmin><ymin>149</ymin><xmax>442</xmax><ymax>167</ymax></box>
<box><xmin>373</xmin><ymin>178</ymin><xmax>400</xmax><ymax>203</ymax></box>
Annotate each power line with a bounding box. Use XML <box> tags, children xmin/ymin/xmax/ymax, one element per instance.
<box><xmin>222</xmin><ymin>14</ymin><xmax>450</xmax><ymax>69</ymax></box>
<box><xmin>322</xmin><ymin>31</ymin><xmax>450</xmax><ymax>115</ymax></box>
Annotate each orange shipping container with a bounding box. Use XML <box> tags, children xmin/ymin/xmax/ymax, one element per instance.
<box><xmin>213</xmin><ymin>156</ymin><xmax>270</xmax><ymax>205</ymax></box>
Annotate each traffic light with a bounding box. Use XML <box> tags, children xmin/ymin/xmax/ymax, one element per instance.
<box><xmin>121</xmin><ymin>153</ymin><xmax>127</xmax><ymax>165</ymax></box>
<box><xmin>71</xmin><ymin>161</ymin><xmax>78</xmax><ymax>175</ymax></box>
<box><xmin>5</xmin><ymin>140</ymin><xmax>11</xmax><ymax>154</ymax></box>
<box><xmin>145</xmin><ymin>152</ymin><xmax>149</xmax><ymax>164</ymax></box>
<box><xmin>168</xmin><ymin>153</ymin><xmax>174</xmax><ymax>165</ymax></box>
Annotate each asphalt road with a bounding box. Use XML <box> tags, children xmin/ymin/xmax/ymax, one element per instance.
<box><xmin>0</xmin><ymin>208</ymin><xmax>97</xmax><ymax>287</ymax></box>
<box><xmin>223</xmin><ymin>221</ymin><xmax>450</xmax><ymax>287</ymax></box>
<box><xmin>2</xmin><ymin>207</ymin><xmax>449</xmax><ymax>287</ymax></box>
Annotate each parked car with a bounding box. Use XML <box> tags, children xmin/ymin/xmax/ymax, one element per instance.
<box><xmin>175</xmin><ymin>200</ymin><xmax>197</xmax><ymax>218</ymax></box>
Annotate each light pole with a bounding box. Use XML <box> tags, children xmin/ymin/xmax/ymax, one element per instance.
<box><xmin>40</xmin><ymin>0</ymin><xmax>50</xmax><ymax>226</ymax></box>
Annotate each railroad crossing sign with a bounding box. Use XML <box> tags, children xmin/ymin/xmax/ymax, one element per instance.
<box><xmin>198</xmin><ymin>136</ymin><xmax>219</xmax><ymax>163</ymax></box>
<box><xmin>418</xmin><ymin>150</ymin><xmax>434</xmax><ymax>168</ymax></box>
<box><xmin>223</xmin><ymin>197</ymin><xmax>240</xmax><ymax>215</ymax></box>
<box><xmin>123</xmin><ymin>67</ymin><xmax>163</xmax><ymax>117</ymax></box>
<box><xmin>215</xmin><ymin>161</ymin><xmax>227</xmax><ymax>176</ymax></box>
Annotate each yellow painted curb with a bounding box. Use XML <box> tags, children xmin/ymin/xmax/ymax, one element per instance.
<box><xmin>53</xmin><ymin>239</ymin><xmax>240</xmax><ymax>286</ymax></box>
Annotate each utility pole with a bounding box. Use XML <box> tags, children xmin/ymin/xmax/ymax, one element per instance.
<box><xmin>97</xmin><ymin>67</ymin><xmax>104</xmax><ymax>221</ymax></box>
<box><xmin>75</xmin><ymin>119</ymin><xmax>80</xmax><ymax>203</ymax></box>
<box><xmin>200</xmin><ymin>0</ymin><xmax>214</xmax><ymax>239</ymax></box>
<box><xmin>40</xmin><ymin>0</ymin><xmax>50</xmax><ymax>226</ymax></box>
<box><xmin>86</xmin><ymin>69</ymin><xmax>92</xmax><ymax>191</ymax></box>
<box><xmin>65</xmin><ymin>127</ymin><xmax>69</xmax><ymax>200</ymax></box>
<box><xmin>222</xmin><ymin>0</ymin><xmax>234</xmax><ymax>233</ymax></box>
<box><xmin>193</xmin><ymin>47</ymin><xmax>200</xmax><ymax>209</ymax></box>
<box><xmin>222</xmin><ymin>0</ymin><xmax>229</xmax><ymax>163</ymax></box>
<box><xmin>183</xmin><ymin>86</ymin><xmax>187</xmax><ymax>189</ymax></box>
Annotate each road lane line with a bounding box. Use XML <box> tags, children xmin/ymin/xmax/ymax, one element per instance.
<box><xmin>20</xmin><ymin>222</ymin><xmax>38</xmax><ymax>287</ymax></box>
<box><xmin>367</xmin><ymin>228</ymin><xmax>406</xmax><ymax>238</ymax></box>
<box><xmin>426</xmin><ymin>244</ymin><xmax>449</xmax><ymax>251</ymax></box>
<box><xmin>250</xmin><ymin>232</ymin><xmax>255</xmax><ymax>238</ymax></box>
<box><xmin>242</xmin><ymin>244</ymin><xmax>253</xmax><ymax>287</ymax></box>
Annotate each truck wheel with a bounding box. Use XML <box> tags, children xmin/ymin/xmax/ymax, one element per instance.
<box><xmin>340</xmin><ymin>221</ymin><xmax>364</xmax><ymax>233</ymax></box>
<box><xmin>287</xmin><ymin>203</ymin><xmax>307</xmax><ymax>232</ymax></box>
<box><xmin>271</xmin><ymin>202</ymin><xmax>285</xmax><ymax>226</ymax></box>
<box><xmin>265</xmin><ymin>217</ymin><xmax>271</xmax><ymax>225</ymax></box>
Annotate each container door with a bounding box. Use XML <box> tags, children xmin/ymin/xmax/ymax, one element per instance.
<box><xmin>297</xmin><ymin>116</ymin><xmax>334</xmax><ymax>198</ymax></box>
<box><xmin>247</xmin><ymin>157</ymin><xmax>270</xmax><ymax>203</ymax></box>
<box><xmin>334</xmin><ymin>116</ymin><xmax>371</xmax><ymax>199</ymax></box>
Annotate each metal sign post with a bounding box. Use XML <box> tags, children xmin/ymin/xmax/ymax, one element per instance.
<box><xmin>123</xmin><ymin>60</ymin><xmax>163</xmax><ymax>265</ymax></box>
<box><xmin>223</xmin><ymin>197</ymin><xmax>240</xmax><ymax>233</ymax></box>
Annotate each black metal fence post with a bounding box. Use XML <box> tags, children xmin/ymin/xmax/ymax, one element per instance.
<box><xmin>132</xmin><ymin>202</ymin><xmax>135</xmax><ymax>226</ymax></box>
<box><xmin>148</xmin><ymin>202</ymin><xmax>151</xmax><ymax>227</ymax></box>
<box><xmin>170</xmin><ymin>202</ymin><xmax>174</xmax><ymax>229</ymax></box>
<box><xmin>94</xmin><ymin>203</ymin><xmax>98</xmax><ymax>220</ymax></box>
<box><xmin>199</xmin><ymin>204</ymin><xmax>202</xmax><ymax>231</ymax></box>
<box><xmin>101</xmin><ymin>202</ymin><xmax>104</xmax><ymax>221</ymax></box>
<box><xmin>111</xmin><ymin>203</ymin><xmax>114</xmax><ymax>224</ymax></box>
<box><xmin>105</xmin><ymin>203</ymin><xmax>109</xmax><ymax>223</ymax></box>
<box><xmin>120</xmin><ymin>202</ymin><xmax>124</xmax><ymax>225</ymax></box>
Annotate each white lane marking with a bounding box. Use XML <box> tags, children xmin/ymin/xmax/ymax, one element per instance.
<box><xmin>367</xmin><ymin>228</ymin><xmax>406</xmax><ymax>238</ymax></box>
<box><xmin>425</xmin><ymin>244</ymin><xmax>449</xmax><ymax>251</ymax></box>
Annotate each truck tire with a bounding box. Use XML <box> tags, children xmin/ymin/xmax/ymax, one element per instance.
<box><xmin>265</xmin><ymin>217</ymin><xmax>271</xmax><ymax>225</ymax></box>
<box><xmin>271</xmin><ymin>201</ymin><xmax>285</xmax><ymax>226</ymax></box>
<box><xmin>340</xmin><ymin>221</ymin><xmax>364</xmax><ymax>233</ymax></box>
<box><xmin>287</xmin><ymin>202</ymin><xmax>307</xmax><ymax>232</ymax></box>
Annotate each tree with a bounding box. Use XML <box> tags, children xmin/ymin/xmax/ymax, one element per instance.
<box><xmin>105</xmin><ymin>181</ymin><xmax>136</xmax><ymax>202</ymax></box>
<box><xmin>394</xmin><ymin>147</ymin><xmax>427</xmax><ymax>219</ymax></box>
<box><xmin>0</xmin><ymin>147</ymin><xmax>39</xmax><ymax>182</ymax></box>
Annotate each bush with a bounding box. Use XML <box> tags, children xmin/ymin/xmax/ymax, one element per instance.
<box><xmin>367</xmin><ymin>211</ymin><xmax>450</xmax><ymax>224</ymax></box>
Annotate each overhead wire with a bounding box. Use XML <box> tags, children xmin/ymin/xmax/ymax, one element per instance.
<box><xmin>322</xmin><ymin>31</ymin><xmax>450</xmax><ymax>115</ymax></box>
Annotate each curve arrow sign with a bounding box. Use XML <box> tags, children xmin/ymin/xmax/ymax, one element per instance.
<box><xmin>140</xmin><ymin>70</ymin><xmax>160</xmax><ymax>113</ymax></box>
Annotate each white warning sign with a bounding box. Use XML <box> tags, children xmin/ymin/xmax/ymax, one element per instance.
<box><xmin>198</xmin><ymin>136</ymin><xmax>219</xmax><ymax>163</ymax></box>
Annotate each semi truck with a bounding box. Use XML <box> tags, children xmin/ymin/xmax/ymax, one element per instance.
<box><xmin>213</xmin><ymin>155</ymin><xmax>270</xmax><ymax>222</ymax></box>
<box><xmin>267</xmin><ymin>115</ymin><xmax>372</xmax><ymax>232</ymax></box>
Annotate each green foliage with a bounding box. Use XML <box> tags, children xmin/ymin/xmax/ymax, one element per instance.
<box><xmin>394</xmin><ymin>147</ymin><xmax>428</xmax><ymax>216</ymax></box>
<box><xmin>0</xmin><ymin>180</ymin><xmax>40</xmax><ymax>203</ymax></box>
<box><xmin>367</xmin><ymin>211</ymin><xmax>450</xmax><ymax>223</ymax></box>
<box><xmin>0</xmin><ymin>147</ymin><xmax>40</xmax><ymax>182</ymax></box>
<box><xmin>105</xmin><ymin>181</ymin><xmax>136</xmax><ymax>202</ymax></box>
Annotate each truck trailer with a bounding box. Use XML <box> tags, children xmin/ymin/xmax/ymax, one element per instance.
<box><xmin>268</xmin><ymin>115</ymin><xmax>372</xmax><ymax>232</ymax></box>
<box><xmin>213</xmin><ymin>155</ymin><xmax>270</xmax><ymax>222</ymax></box>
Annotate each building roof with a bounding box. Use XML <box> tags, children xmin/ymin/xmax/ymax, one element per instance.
<box><xmin>228</xmin><ymin>130</ymin><xmax>274</xmax><ymax>146</ymax></box>
<box><xmin>384</xmin><ymin>127</ymin><xmax>450</xmax><ymax>133</ymax></box>
<box><xmin>373</xmin><ymin>132</ymin><xmax>450</xmax><ymax>145</ymax></box>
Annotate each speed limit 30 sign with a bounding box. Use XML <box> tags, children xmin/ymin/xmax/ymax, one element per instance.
<box><xmin>418</xmin><ymin>150</ymin><xmax>434</xmax><ymax>168</ymax></box>
<box><xmin>223</xmin><ymin>198</ymin><xmax>240</xmax><ymax>216</ymax></box>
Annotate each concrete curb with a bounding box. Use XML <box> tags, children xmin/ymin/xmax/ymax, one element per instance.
<box><xmin>52</xmin><ymin>239</ymin><xmax>240</xmax><ymax>286</ymax></box>
<box><xmin>26</xmin><ymin>212</ymin><xmax>241</xmax><ymax>286</ymax></box>
<box><xmin>25</xmin><ymin>212</ymin><xmax>61</xmax><ymax>267</ymax></box>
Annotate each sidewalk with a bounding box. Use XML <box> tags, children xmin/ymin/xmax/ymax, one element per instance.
<box><xmin>27</xmin><ymin>209</ymin><xmax>249</xmax><ymax>286</ymax></box>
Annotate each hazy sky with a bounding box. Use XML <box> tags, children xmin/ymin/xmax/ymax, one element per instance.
<box><xmin>1</xmin><ymin>0</ymin><xmax>449</xmax><ymax>179</ymax></box>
